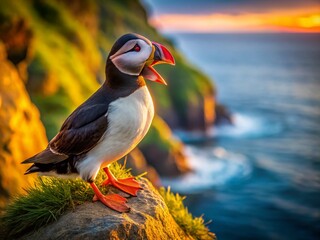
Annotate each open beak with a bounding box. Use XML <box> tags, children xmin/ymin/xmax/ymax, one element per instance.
<box><xmin>141</xmin><ymin>42</ymin><xmax>175</xmax><ymax>85</ymax></box>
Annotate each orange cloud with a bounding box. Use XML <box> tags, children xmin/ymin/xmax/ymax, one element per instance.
<box><xmin>150</xmin><ymin>9</ymin><xmax>320</xmax><ymax>33</ymax></box>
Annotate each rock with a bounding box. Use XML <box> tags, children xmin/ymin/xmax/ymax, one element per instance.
<box><xmin>184</xmin><ymin>94</ymin><xmax>216</xmax><ymax>131</ymax></box>
<box><xmin>154</xmin><ymin>60</ymin><xmax>216</xmax><ymax>132</ymax></box>
<box><xmin>140</xmin><ymin>116</ymin><xmax>191</xmax><ymax>177</ymax></box>
<box><xmin>214</xmin><ymin>103</ymin><xmax>233</xmax><ymax>125</ymax></box>
<box><xmin>0</xmin><ymin>42</ymin><xmax>48</xmax><ymax>208</ymax></box>
<box><xmin>20</xmin><ymin>179</ymin><xmax>192</xmax><ymax>240</ymax></box>
<box><xmin>140</xmin><ymin>142</ymin><xmax>190</xmax><ymax>177</ymax></box>
<box><xmin>121</xmin><ymin>148</ymin><xmax>161</xmax><ymax>187</ymax></box>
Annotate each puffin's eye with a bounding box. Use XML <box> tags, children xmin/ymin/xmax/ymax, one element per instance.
<box><xmin>132</xmin><ymin>44</ymin><xmax>141</xmax><ymax>52</ymax></box>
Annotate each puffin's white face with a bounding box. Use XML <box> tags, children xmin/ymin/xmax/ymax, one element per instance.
<box><xmin>110</xmin><ymin>39</ymin><xmax>153</xmax><ymax>76</ymax></box>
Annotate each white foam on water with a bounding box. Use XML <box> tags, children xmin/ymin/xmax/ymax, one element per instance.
<box><xmin>161</xmin><ymin>145</ymin><xmax>252</xmax><ymax>193</ymax></box>
<box><xmin>211</xmin><ymin>113</ymin><xmax>282</xmax><ymax>138</ymax></box>
<box><xmin>165</xmin><ymin>113</ymin><xmax>283</xmax><ymax>193</ymax></box>
<box><xmin>174</xmin><ymin>113</ymin><xmax>283</xmax><ymax>142</ymax></box>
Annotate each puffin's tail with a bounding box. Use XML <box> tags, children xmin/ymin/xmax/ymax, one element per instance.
<box><xmin>22</xmin><ymin>148</ymin><xmax>68</xmax><ymax>175</ymax></box>
<box><xmin>23</xmin><ymin>160</ymin><xmax>58</xmax><ymax>175</ymax></box>
<box><xmin>24</xmin><ymin>164</ymin><xmax>41</xmax><ymax>175</ymax></box>
<box><xmin>22</xmin><ymin>148</ymin><xmax>67</xmax><ymax>164</ymax></box>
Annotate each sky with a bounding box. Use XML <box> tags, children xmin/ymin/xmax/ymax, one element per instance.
<box><xmin>142</xmin><ymin>0</ymin><xmax>320</xmax><ymax>33</ymax></box>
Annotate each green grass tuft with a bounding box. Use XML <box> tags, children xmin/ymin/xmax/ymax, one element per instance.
<box><xmin>0</xmin><ymin>162</ymin><xmax>131</xmax><ymax>238</ymax></box>
<box><xmin>159</xmin><ymin>187</ymin><xmax>216</xmax><ymax>240</ymax></box>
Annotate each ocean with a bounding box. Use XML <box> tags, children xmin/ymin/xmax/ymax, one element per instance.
<box><xmin>162</xmin><ymin>33</ymin><xmax>320</xmax><ymax>240</ymax></box>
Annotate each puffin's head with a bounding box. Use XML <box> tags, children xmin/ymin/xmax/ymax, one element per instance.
<box><xmin>108</xmin><ymin>33</ymin><xmax>175</xmax><ymax>85</ymax></box>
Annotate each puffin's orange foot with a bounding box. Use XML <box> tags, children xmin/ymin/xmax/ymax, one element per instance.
<box><xmin>102</xmin><ymin>176</ymin><xmax>142</xmax><ymax>196</ymax></box>
<box><xmin>90</xmin><ymin>182</ymin><xmax>130</xmax><ymax>213</ymax></box>
<box><xmin>92</xmin><ymin>193</ymin><xmax>129</xmax><ymax>213</ymax></box>
<box><xmin>103</xmin><ymin>167</ymin><xmax>142</xmax><ymax>196</ymax></box>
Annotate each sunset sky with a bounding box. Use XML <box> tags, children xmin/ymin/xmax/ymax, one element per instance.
<box><xmin>143</xmin><ymin>0</ymin><xmax>320</xmax><ymax>33</ymax></box>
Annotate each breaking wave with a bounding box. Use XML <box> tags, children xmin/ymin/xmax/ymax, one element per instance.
<box><xmin>161</xmin><ymin>145</ymin><xmax>252</xmax><ymax>193</ymax></box>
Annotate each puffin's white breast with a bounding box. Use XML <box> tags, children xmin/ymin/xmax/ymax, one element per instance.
<box><xmin>77</xmin><ymin>86</ymin><xmax>154</xmax><ymax>180</ymax></box>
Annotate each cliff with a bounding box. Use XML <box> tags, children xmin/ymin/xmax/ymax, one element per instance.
<box><xmin>0</xmin><ymin>42</ymin><xmax>47</xmax><ymax>208</ymax></box>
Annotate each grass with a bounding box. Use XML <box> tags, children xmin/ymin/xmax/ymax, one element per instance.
<box><xmin>0</xmin><ymin>162</ymin><xmax>132</xmax><ymax>238</ymax></box>
<box><xmin>159</xmin><ymin>187</ymin><xmax>216</xmax><ymax>240</ymax></box>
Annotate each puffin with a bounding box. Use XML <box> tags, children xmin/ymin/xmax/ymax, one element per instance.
<box><xmin>22</xmin><ymin>33</ymin><xmax>175</xmax><ymax>213</ymax></box>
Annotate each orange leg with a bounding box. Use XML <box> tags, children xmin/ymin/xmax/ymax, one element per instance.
<box><xmin>90</xmin><ymin>182</ymin><xmax>129</xmax><ymax>213</ymax></box>
<box><xmin>102</xmin><ymin>167</ymin><xmax>142</xmax><ymax>196</ymax></box>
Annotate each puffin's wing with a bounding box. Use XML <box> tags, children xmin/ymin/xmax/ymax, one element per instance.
<box><xmin>22</xmin><ymin>103</ymin><xmax>109</xmax><ymax>165</ymax></box>
<box><xmin>50</xmin><ymin>103</ymin><xmax>109</xmax><ymax>156</ymax></box>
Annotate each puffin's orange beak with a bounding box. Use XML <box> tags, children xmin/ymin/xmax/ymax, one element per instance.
<box><xmin>141</xmin><ymin>42</ymin><xmax>175</xmax><ymax>85</ymax></box>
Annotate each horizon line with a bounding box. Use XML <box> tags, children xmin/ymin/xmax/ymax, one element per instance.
<box><xmin>160</xmin><ymin>30</ymin><xmax>320</xmax><ymax>34</ymax></box>
<box><xmin>150</xmin><ymin>11</ymin><xmax>320</xmax><ymax>35</ymax></box>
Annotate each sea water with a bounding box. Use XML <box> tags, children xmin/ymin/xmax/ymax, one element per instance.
<box><xmin>163</xmin><ymin>33</ymin><xmax>320</xmax><ymax>240</ymax></box>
